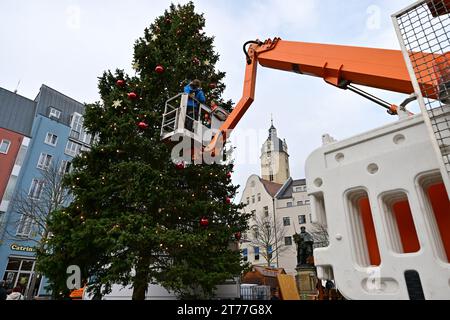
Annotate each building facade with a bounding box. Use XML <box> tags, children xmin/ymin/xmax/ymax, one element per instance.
<box><xmin>240</xmin><ymin>121</ymin><xmax>316</xmax><ymax>275</ymax></box>
<box><xmin>0</xmin><ymin>85</ymin><xmax>90</xmax><ymax>298</ymax></box>
<box><xmin>240</xmin><ymin>174</ymin><xmax>283</xmax><ymax>267</ymax></box>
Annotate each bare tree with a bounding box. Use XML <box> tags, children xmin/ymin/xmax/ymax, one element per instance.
<box><xmin>4</xmin><ymin>160</ymin><xmax>71</xmax><ymax>299</ymax></box>
<box><xmin>310</xmin><ymin>223</ymin><xmax>329</xmax><ymax>249</ymax></box>
<box><xmin>249</xmin><ymin>214</ymin><xmax>288</xmax><ymax>267</ymax></box>
<box><xmin>6</xmin><ymin>159</ymin><xmax>71</xmax><ymax>247</ymax></box>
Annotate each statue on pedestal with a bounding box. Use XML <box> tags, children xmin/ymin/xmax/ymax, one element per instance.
<box><xmin>293</xmin><ymin>226</ymin><xmax>314</xmax><ymax>267</ymax></box>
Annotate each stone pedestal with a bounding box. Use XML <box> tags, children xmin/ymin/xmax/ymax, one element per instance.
<box><xmin>295</xmin><ymin>265</ymin><xmax>318</xmax><ymax>300</ymax></box>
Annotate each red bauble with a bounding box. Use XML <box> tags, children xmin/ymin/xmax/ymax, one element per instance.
<box><xmin>116</xmin><ymin>79</ymin><xmax>125</xmax><ymax>87</ymax></box>
<box><xmin>128</xmin><ymin>92</ymin><xmax>138</xmax><ymax>100</ymax></box>
<box><xmin>226</xmin><ymin>197</ymin><xmax>232</xmax><ymax>204</ymax></box>
<box><xmin>226</xmin><ymin>172</ymin><xmax>232</xmax><ymax>178</ymax></box>
<box><xmin>138</xmin><ymin>121</ymin><xmax>149</xmax><ymax>130</ymax></box>
<box><xmin>175</xmin><ymin>162</ymin><xmax>185</xmax><ymax>170</ymax></box>
<box><xmin>200</xmin><ymin>217</ymin><xmax>209</xmax><ymax>227</ymax></box>
<box><xmin>192</xmin><ymin>57</ymin><xmax>200</xmax><ymax>65</ymax></box>
<box><xmin>155</xmin><ymin>65</ymin><xmax>165</xmax><ymax>74</ymax></box>
<box><xmin>209</xmin><ymin>83</ymin><xmax>217</xmax><ymax>89</ymax></box>
<box><xmin>235</xmin><ymin>232</ymin><xmax>242</xmax><ymax>241</ymax></box>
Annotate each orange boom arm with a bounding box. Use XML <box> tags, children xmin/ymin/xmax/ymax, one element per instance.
<box><xmin>207</xmin><ymin>38</ymin><xmax>440</xmax><ymax>153</ymax></box>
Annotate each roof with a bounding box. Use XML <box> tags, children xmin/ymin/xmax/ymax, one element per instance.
<box><xmin>252</xmin><ymin>266</ymin><xmax>286</xmax><ymax>278</ymax></box>
<box><xmin>0</xmin><ymin>87</ymin><xmax>37</xmax><ymax>136</ymax></box>
<box><xmin>260</xmin><ymin>178</ymin><xmax>283</xmax><ymax>197</ymax></box>
<box><xmin>35</xmin><ymin>85</ymin><xmax>85</xmax><ymax>127</ymax></box>
<box><xmin>276</xmin><ymin>178</ymin><xmax>306</xmax><ymax>200</ymax></box>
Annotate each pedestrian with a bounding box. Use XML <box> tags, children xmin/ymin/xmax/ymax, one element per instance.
<box><xmin>184</xmin><ymin>79</ymin><xmax>206</xmax><ymax>131</ymax></box>
<box><xmin>0</xmin><ymin>280</ymin><xmax>7</xmax><ymax>300</ymax></box>
<box><xmin>6</xmin><ymin>286</ymin><xmax>24</xmax><ymax>300</ymax></box>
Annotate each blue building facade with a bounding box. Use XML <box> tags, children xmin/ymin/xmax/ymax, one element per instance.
<box><xmin>0</xmin><ymin>85</ymin><xmax>90</xmax><ymax>298</ymax></box>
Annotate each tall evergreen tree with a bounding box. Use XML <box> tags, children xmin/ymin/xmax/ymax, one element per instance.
<box><xmin>37</xmin><ymin>2</ymin><xmax>250</xmax><ymax>300</ymax></box>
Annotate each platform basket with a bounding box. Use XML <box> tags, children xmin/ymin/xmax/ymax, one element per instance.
<box><xmin>393</xmin><ymin>0</ymin><xmax>450</xmax><ymax>196</ymax></box>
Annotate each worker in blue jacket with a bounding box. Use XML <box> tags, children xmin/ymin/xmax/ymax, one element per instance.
<box><xmin>184</xmin><ymin>79</ymin><xmax>206</xmax><ymax>131</ymax></box>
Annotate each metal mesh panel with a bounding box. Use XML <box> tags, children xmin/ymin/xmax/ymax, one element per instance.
<box><xmin>394</xmin><ymin>0</ymin><xmax>450</xmax><ymax>191</ymax></box>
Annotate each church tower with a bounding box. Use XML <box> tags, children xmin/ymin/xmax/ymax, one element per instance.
<box><xmin>260</xmin><ymin>119</ymin><xmax>290</xmax><ymax>184</ymax></box>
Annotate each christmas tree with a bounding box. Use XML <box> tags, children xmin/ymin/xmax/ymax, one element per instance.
<box><xmin>37</xmin><ymin>2</ymin><xmax>250</xmax><ymax>300</ymax></box>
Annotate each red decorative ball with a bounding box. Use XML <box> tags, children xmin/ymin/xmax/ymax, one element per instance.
<box><xmin>175</xmin><ymin>161</ymin><xmax>185</xmax><ymax>170</ymax></box>
<box><xmin>209</xmin><ymin>83</ymin><xmax>217</xmax><ymax>89</ymax></box>
<box><xmin>235</xmin><ymin>232</ymin><xmax>242</xmax><ymax>241</ymax></box>
<box><xmin>226</xmin><ymin>197</ymin><xmax>232</xmax><ymax>204</ymax></box>
<box><xmin>192</xmin><ymin>57</ymin><xmax>200</xmax><ymax>65</ymax></box>
<box><xmin>138</xmin><ymin>121</ymin><xmax>149</xmax><ymax>130</ymax></box>
<box><xmin>200</xmin><ymin>217</ymin><xmax>209</xmax><ymax>227</ymax></box>
<box><xmin>155</xmin><ymin>65</ymin><xmax>165</xmax><ymax>74</ymax></box>
<box><xmin>226</xmin><ymin>172</ymin><xmax>232</xmax><ymax>178</ymax></box>
<box><xmin>128</xmin><ymin>92</ymin><xmax>138</xmax><ymax>100</ymax></box>
<box><xmin>116</xmin><ymin>80</ymin><xmax>125</xmax><ymax>87</ymax></box>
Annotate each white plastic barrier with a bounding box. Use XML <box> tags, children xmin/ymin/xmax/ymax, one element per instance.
<box><xmin>306</xmin><ymin>114</ymin><xmax>450</xmax><ymax>300</ymax></box>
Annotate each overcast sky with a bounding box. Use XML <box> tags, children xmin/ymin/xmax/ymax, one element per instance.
<box><xmin>0</xmin><ymin>0</ymin><xmax>416</xmax><ymax>198</ymax></box>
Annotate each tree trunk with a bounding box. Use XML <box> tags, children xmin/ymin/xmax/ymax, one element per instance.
<box><xmin>132</xmin><ymin>256</ymin><xmax>151</xmax><ymax>300</ymax></box>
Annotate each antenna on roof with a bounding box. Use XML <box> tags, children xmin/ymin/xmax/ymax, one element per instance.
<box><xmin>14</xmin><ymin>80</ymin><xmax>21</xmax><ymax>94</ymax></box>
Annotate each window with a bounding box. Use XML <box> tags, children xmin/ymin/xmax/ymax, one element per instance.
<box><xmin>59</xmin><ymin>160</ymin><xmax>72</xmax><ymax>174</ymax></box>
<box><xmin>254</xmin><ymin>247</ymin><xmax>260</xmax><ymax>261</ymax></box>
<box><xmin>257</xmin><ymin>193</ymin><xmax>261</xmax><ymax>202</ymax></box>
<box><xmin>305</xmin><ymin>199</ymin><xmax>311</xmax><ymax>205</ymax></box>
<box><xmin>37</xmin><ymin>153</ymin><xmax>52</xmax><ymax>170</ymax></box>
<box><xmin>263</xmin><ymin>206</ymin><xmax>269</xmax><ymax>217</ymax></box>
<box><xmin>16</xmin><ymin>214</ymin><xmax>33</xmax><ymax>237</ymax></box>
<box><xmin>285</xmin><ymin>236</ymin><xmax>293</xmax><ymax>246</ymax></box>
<box><xmin>297</xmin><ymin>201</ymin><xmax>303</xmax><ymax>206</ymax></box>
<box><xmin>246</xmin><ymin>197</ymin><xmax>250</xmax><ymax>205</ymax></box>
<box><xmin>0</xmin><ymin>139</ymin><xmax>11</xmax><ymax>154</ymax></box>
<box><xmin>28</xmin><ymin>179</ymin><xmax>44</xmax><ymax>199</ymax></box>
<box><xmin>268</xmin><ymin>245</ymin><xmax>273</xmax><ymax>260</ymax></box>
<box><xmin>49</xmin><ymin>107</ymin><xmax>61</xmax><ymax>120</ymax></box>
<box><xmin>269</xmin><ymin>174</ymin><xmax>274</xmax><ymax>182</ymax></box>
<box><xmin>283</xmin><ymin>217</ymin><xmax>291</xmax><ymax>226</ymax></box>
<box><xmin>299</xmin><ymin>215</ymin><xmax>306</xmax><ymax>225</ymax></box>
<box><xmin>251</xmin><ymin>210</ymin><xmax>256</xmax><ymax>218</ymax></box>
<box><xmin>242</xmin><ymin>248</ymin><xmax>248</xmax><ymax>262</ymax></box>
<box><xmin>252</xmin><ymin>225</ymin><xmax>259</xmax><ymax>238</ymax></box>
<box><xmin>287</xmin><ymin>202</ymin><xmax>293</xmax><ymax>208</ymax></box>
<box><xmin>44</xmin><ymin>133</ymin><xmax>58</xmax><ymax>146</ymax></box>
<box><xmin>71</xmin><ymin>113</ymin><xmax>84</xmax><ymax>133</ymax></box>
<box><xmin>3</xmin><ymin>258</ymin><xmax>38</xmax><ymax>293</ymax></box>
<box><xmin>252</xmin><ymin>195</ymin><xmax>255</xmax><ymax>204</ymax></box>
<box><xmin>65</xmin><ymin>141</ymin><xmax>81</xmax><ymax>157</ymax></box>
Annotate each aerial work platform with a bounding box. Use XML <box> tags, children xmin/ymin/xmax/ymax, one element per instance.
<box><xmin>161</xmin><ymin>93</ymin><xmax>228</xmax><ymax>149</ymax></box>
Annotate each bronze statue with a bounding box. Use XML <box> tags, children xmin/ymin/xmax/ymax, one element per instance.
<box><xmin>293</xmin><ymin>226</ymin><xmax>314</xmax><ymax>267</ymax></box>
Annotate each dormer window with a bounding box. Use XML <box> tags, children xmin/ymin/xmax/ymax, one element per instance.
<box><xmin>49</xmin><ymin>107</ymin><xmax>61</xmax><ymax>120</ymax></box>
